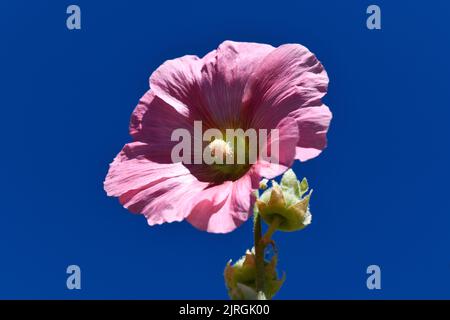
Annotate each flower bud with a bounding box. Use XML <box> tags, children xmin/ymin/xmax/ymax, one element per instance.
<box><xmin>256</xmin><ymin>169</ymin><xmax>312</xmax><ymax>232</ymax></box>
<box><xmin>224</xmin><ymin>249</ymin><xmax>284</xmax><ymax>300</ymax></box>
<box><xmin>259</xmin><ymin>178</ymin><xmax>269</xmax><ymax>190</ymax></box>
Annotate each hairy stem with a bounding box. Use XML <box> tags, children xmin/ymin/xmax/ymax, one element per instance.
<box><xmin>254</xmin><ymin>213</ymin><xmax>266</xmax><ymax>296</ymax></box>
<box><xmin>262</xmin><ymin>216</ymin><xmax>281</xmax><ymax>245</ymax></box>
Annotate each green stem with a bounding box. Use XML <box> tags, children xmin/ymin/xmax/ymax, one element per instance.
<box><xmin>254</xmin><ymin>213</ymin><xmax>265</xmax><ymax>296</ymax></box>
<box><xmin>262</xmin><ymin>216</ymin><xmax>281</xmax><ymax>244</ymax></box>
<box><xmin>254</xmin><ymin>215</ymin><xmax>282</xmax><ymax>299</ymax></box>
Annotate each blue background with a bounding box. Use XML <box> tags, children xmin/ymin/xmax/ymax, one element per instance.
<box><xmin>1</xmin><ymin>1</ymin><xmax>449</xmax><ymax>299</ymax></box>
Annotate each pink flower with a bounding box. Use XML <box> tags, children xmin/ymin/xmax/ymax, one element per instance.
<box><xmin>104</xmin><ymin>41</ymin><xmax>332</xmax><ymax>233</ymax></box>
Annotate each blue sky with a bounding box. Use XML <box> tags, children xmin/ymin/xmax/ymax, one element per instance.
<box><xmin>0</xmin><ymin>1</ymin><xmax>449</xmax><ymax>299</ymax></box>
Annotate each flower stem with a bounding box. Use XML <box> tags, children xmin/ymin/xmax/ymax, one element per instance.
<box><xmin>262</xmin><ymin>216</ymin><xmax>281</xmax><ymax>245</ymax></box>
<box><xmin>254</xmin><ymin>214</ymin><xmax>281</xmax><ymax>299</ymax></box>
<box><xmin>254</xmin><ymin>213</ymin><xmax>266</xmax><ymax>296</ymax></box>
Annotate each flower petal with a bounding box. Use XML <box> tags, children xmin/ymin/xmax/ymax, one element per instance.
<box><xmin>149</xmin><ymin>55</ymin><xmax>203</xmax><ymax>119</ymax></box>
<box><xmin>199</xmin><ymin>41</ymin><xmax>274</xmax><ymax>127</ymax></box>
<box><xmin>129</xmin><ymin>91</ymin><xmax>196</xmax><ymax>163</ymax></box>
<box><xmin>244</xmin><ymin>44</ymin><xmax>329</xmax><ymax>130</ymax></box>
<box><xmin>150</xmin><ymin>41</ymin><xmax>274</xmax><ymax>129</ymax></box>
<box><xmin>104</xmin><ymin>142</ymin><xmax>192</xmax><ymax>198</ymax></box>
<box><xmin>254</xmin><ymin>117</ymin><xmax>299</xmax><ymax>179</ymax></box>
<box><xmin>230</xmin><ymin>170</ymin><xmax>259</xmax><ymax>221</ymax></box>
<box><xmin>289</xmin><ymin>104</ymin><xmax>332</xmax><ymax>161</ymax></box>
<box><xmin>125</xmin><ymin>174</ymin><xmax>208</xmax><ymax>225</ymax></box>
<box><xmin>186</xmin><ymin>182</ymin><xmax>242</xmax><ymax>233</ymax></box>
<box><xmin>104</xmin><ymin>142</ymin><xmax>211</xmax><ymax>224</ymax></box>
<box><xmin>186</xmin><ymin>172</ymin><xmax>259</xmax><ymax>234</ymax></box>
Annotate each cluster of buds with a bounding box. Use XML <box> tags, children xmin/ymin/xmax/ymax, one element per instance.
<box><xmin>224</xmin><ymin>169</ymin><xmax>313</xmax><ymax>300</ymax></box>
<box><xmin>224</xmin><ymin>248</ymin><xmax>285</xmax><ymax>300</ymax></box>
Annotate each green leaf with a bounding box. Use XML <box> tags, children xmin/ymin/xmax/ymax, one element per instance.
<box><xmin>280</xmin><ymin>169</ymin><xmax>298</xmax><ymax>190</ymax></box>
<box><xmin>299</xmin><ymin>177</ymin><xmax>309</xmax><ymax>196</ymax></box>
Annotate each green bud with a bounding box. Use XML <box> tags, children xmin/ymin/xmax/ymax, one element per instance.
<box><xmin>280</xmin><ymin>169</ymin><xmax>299</xmax><ymax>195</ymax></box>
<box><xmin>224</xmin><ymin>249</ymin><xmax>284</xmax><ymax>300</ymax></box>
<box><xmin>256</xmin><ymin>170</ymin><xmax>312</xmax><ymax>232</ymax></box>
<box><xmin>259</xmin><ymin>178</ymin><xmax>269</xmax><ymax>190</ymax></box>
<box><xmin>299</xmin><ymin>177</ymin><xmax>309</xmax><ymax>196</ymax></box>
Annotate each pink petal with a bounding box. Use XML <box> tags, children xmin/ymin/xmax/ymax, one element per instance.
<box><xmin>186</xmin><ymin>172</ymin><xmax>258</xmax><ymax>233</ymax></box>
<box><xmin>244</xmin><ymin>44</ymin><xmax>329</xmax><ymax>130</ymax></box>
<box><xmin>104</xmin><ymin>142</ymin><xmax>192</xmax><ymax>198</ymax></box>
<box><xmin>149</xmin><ymin>54</ymin><xmax>219</xmax><ymax>129</ymax></box>
<box><xmin>186</xmin><ymin>182</ymin><xmax>237</xmax><ymax>233</ymax></box>
<box><xmin>149</xmin><ymin>55</ymin><xmax>203</xmax><ymax>118</ymax></box>
<box><xmin>289</xmin><ymin>104</ymin><xmax>332</xmax><ymax>161</ymax></box>
<box><xmin>254</xmin><ymin>116</ymin><xmax>299</xmax><ymax>179</ymax></box>
<box><xmin>150</xmin><ymin>41</ymin><xmax>274</xmax><ymax>128</ymax></box>
<box><xmin>125</xmin><ymin>174</ymin><xmax>208</xmax><ymax>225</ymax></box>
<box><xmin>129</xmin><ymin>90</ymin><xmax>195</xmax><ymax>163</ymax></box>
<box><xmin>199</xmin><ymin>41</ymin><xmax>274</xmax><ymax>127</ymax></box>
<box><xmin>105</xmin><ymin>142</ymin><xmax>210</xmax><ymax>224</ymax></box>
<box><xmin>230</xmin><ymin>170</ymin><xmax>259</xmax><ymax>221</ymax></box>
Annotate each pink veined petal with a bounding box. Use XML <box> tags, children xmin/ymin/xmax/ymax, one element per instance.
<box><xmin>149</xmin><ymin>41</ymin><xmax>274</xmax><ymax>129</ymax></box>
<box><xmin>130</xmin><ymin>90</ymin><xmax>193</xmax><ymax>142</ymax></box>
<box><xmin>104</xmin><ymin>142</ymin><xmax>192</xmax><ymax>198</ymax></box>
<box><xmin>124</xmin><ymin>174</ymin><xmax>209</xmax><ymax>225</ymax></box>
<box><xmin>105</xmin><ymin>142</ymin><xmax>211</xmax><ymax>224</ymax></box>
<box><xmin>199</xmin><ymin>41</ymin><xmax>274</xmax><ymax>127</ymax></box>
<box><xmin>186</xmin><ymin>169</ymin><xmax>260</xmax><ymax>233</ymax></box>
<box><xmin>186</xmin><ymin>182</ymin><xmax>238</xmax><ymax>233</ymax></box>
<box><xmin>149</xmin><ymin>54</ymin><xmax>218</xmax><ymax>129</ymax></box>
<box><xmin>204</xmin><ymin>198</ymin><xmax>246</xmax><ymax>233</ymax></box>
<box><xmin>230</xmin><ymin>169</ymin><xmax>260</xmax><ymax>221</ymax></box>
<box><xmin>254</xmin><ymin>116</ymin><xmax>299</xmax><ymax>179</ymax></box>
<box><xmin>129</xmin><ymin>90</ymin><xmax>200</xmax><ymax>163</ymax></box>
<box><xmin>185</xmin><ymin>176</ymin><xmax>258</xmax><ymax>234</ymax></box>
<box><xmin>244</xmin><ymin>43</ymin><xmax>329</xmax><ymax>130</ymax></box>
<box><xmin>149</xmin><ymin>55</ymin><xmax>203</xmax><ymax>117</ymax></box>
<box><xmin>289</xmin><ymin>104</ymin><xmax>332</xmax><ymax>161</ymax></box>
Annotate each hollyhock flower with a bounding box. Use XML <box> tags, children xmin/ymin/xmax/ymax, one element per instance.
<box><xmin>104</xmin><ymin>40</ymin><xmax>332</xmax><ymax>233</ymax></box>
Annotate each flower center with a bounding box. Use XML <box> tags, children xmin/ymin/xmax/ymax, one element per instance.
<box><xmin>205</xmin><ymin>136</ymin><xmax>251</xmax><ymax>180</ymax></box>
<box><xmin>206</xmin><ymin>139</ymin><xmax>234</xmax><ymax>164</ymax></box>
